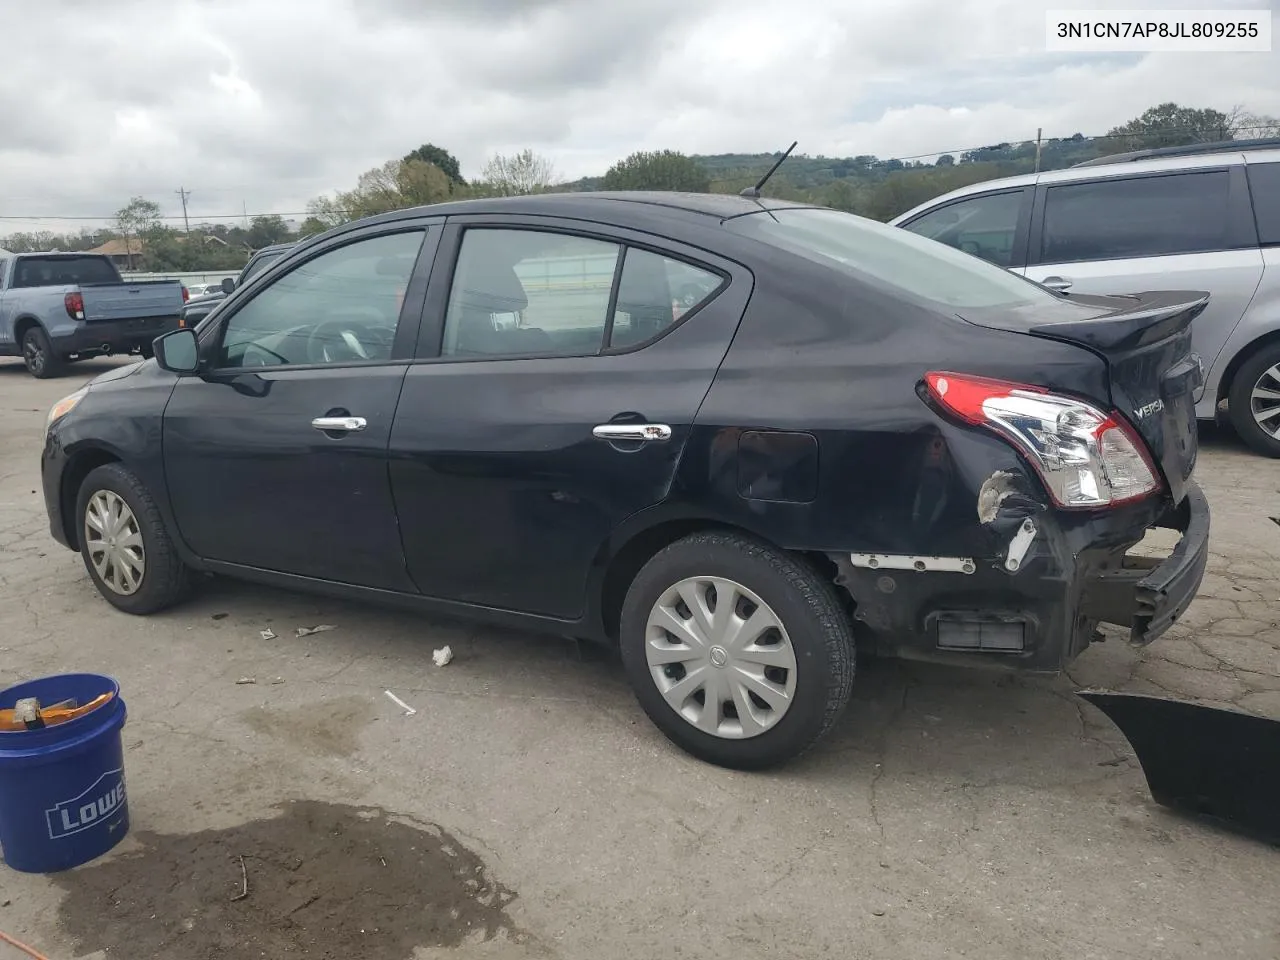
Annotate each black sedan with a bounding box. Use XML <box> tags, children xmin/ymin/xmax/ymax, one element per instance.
<box><xmin>41</xmin><ymin>191</ymin><xmax>1209</xmax><ymax>768</ymax></box>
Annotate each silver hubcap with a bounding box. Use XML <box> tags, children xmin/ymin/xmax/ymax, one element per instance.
<box><xmin>84</xmin><ymin>490</ymin><xmax>145</xmax><ymax>596</ymax></box>
<box><xmin>1250</xmin><ymin>364</ymin><xmax>1280</xmax><ymax>438</ymax></box>
<box><xmin>644</xmin><ymin>576</ymin><xmax>797</xmax><ymax>739</ymax></box>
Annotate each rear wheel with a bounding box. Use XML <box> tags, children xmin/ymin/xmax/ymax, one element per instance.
<box><xmin>22</xmin><ymin>327</ymin><xmax>63</xmax><ymax>379</ymax></box>
<box><xmin>619</xmin><ymin>531</ymin><xmax>855</xmax><ymax>769</ymax></box>
<box><xmin>75</xmin><ymin>463</ymin><xmax>191</xmax><ymax>614</ymax></box>
<box><xmin>1228</xmin><ymin>342</ymin><xmax>1280</xmax><ymax>458</ymax></box>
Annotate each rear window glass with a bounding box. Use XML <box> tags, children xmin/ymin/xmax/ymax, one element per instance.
<box><xmin>1248</xmin><ymin>162</ymin><xmax>1280</xmax><ymax>245</ymax></box>
<box><xmin>1040</xmin><ymin>171</ymin><xmax>1232</xmax><ymax>263</ymax></box>
<box><xmin>729</xmin><ymin>207</ymin><xmax>1062</xmax><ymax>311</ymax></box>
<box><xmin>12</xmin><ymin>256</ymin><xmax>118</xmax><ymax>287</ymax></box>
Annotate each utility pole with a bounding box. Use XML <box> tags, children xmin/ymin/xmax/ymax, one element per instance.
<box><xmin>175</xmin><ymin>187</ymin><xmax>191</xmax><ymax>236</ymax></box>
<box><xmin>242</xmin><ymin>201</ymin><xmax>249</xmax><ymax>229</ymax></box>
<box><xmin>1034</xmin><ymin>128</ymin><xmax>1043</xmax><ymax>173</ymax></box>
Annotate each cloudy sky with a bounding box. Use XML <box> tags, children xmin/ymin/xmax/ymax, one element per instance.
<box><xmin>1</xmin><ymin>0</ymin><xmax>1277</xmax><ymax>233</ymax></box>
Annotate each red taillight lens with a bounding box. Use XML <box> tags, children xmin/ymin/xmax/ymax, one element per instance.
<box><xmin>64</xmin><ymin>292</ymin><xmax>85</xmax><ymax>320</ymax></box>
<box><xmin>924</xmin><ymin>371</ymin><xmax>1162</xmax><ymax>508</ymax></box>
<box><xmin>182</xmin><ymin>286</ymin><xmax>190</xmax><ymax>303</ymax></box>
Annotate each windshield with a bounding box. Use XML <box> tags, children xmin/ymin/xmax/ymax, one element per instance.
<box><xmin>727</xmin><ymin>207</ymin><xmax>1067</xmax><ymax>312</ymax></box>
<box><xmin>11</xmin><ymin>256</ymin><xmax>119</xmax><ymax>288</ymax></box>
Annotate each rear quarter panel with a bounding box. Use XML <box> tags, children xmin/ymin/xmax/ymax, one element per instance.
<box><xmin>1203</xmin><ymin>247</ymin><xmax>1280</xmax><ymax>412</ymax></box>
<box><xmin>677</xmin><ymin>250</ymin><xmax>1114</xmax><ymax>563</ymax></box>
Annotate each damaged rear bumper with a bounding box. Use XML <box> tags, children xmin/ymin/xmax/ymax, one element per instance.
<box><xmin>1081</xmin><ymin>483</ymin><xmax>1210</xmax><ymax>646</ymax></box>
<box><xmin>826</xmin><ymin>482</ymin><xmax>1210</xmax><ymax>671</ymax></box>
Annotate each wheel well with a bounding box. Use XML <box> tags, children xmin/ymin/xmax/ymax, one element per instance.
<box><xmin>1217</xmin><ymin>330</ymin><xmax>1280</xmax><ymax>406</ymax></box>
<box><xmin>13</xmin><ymin>315</ymin><xmax>41</xmax><ymax>345</ymax></box>
<box><xmin>596</xmin><ymin>520</ymin><xmax>849</xmax><ymax>641</ymax></box>
<box><xmin>60</xmin><ymin>449</ymin><xmax>121</xmax><ymax>548</ymax></box>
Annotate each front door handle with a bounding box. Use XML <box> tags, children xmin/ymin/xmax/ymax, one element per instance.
<box><xmin>592</xmin><ymin>423</ymin><xmax>672</xmax><ymax>442</ymax></box>
<box><xmin>311</xmin><ymin>416</ymin><xmax>367</xmax><ymax>433</ymax></box>
<box><xmin>1039</xmin><ymin>275</ymin><xmax>1073</xmax><ymax>292</ymax></box>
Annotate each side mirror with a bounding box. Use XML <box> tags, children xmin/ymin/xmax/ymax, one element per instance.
<box><xmin>153</xmin><ymin>328</ymin><xmax>200</xmax><ymax>375</ymax></box>
<box><xmin>221</xmin><ymin>277</ymin><xmax>236</xmax><ymax>294</ymax></box>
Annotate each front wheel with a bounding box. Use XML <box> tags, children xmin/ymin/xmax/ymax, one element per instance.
<box><xmin>75</xmin><ymin>463</ymin><xmax>191</xmax><ymax>614</ymax></box>
<box><xmin>619</xmin><ymin>532</ymin><xmax>855</xmax><ymax>769</ymax></box>
<box><xmin>1228</xmin><ymin>342</ymin><xmax>1280</xmax><ymax>458</ymax></box>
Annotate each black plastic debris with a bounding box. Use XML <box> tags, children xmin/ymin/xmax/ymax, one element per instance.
<box><xmin>1079</xmin><ymin>690</ymin><xmax>1280</xmax><ymax>845</ymax></box>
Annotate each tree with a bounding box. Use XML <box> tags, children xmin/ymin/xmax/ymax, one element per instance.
<box><xmin>403</xmin><ymin>143</ymin><xmax>465</xmax><ymax>186</ymax></box>
<box><xmin>935</xmin><ymin>154</ymin><xmax>955</xmax><ymax>167</ymax></box>
<box><xmin>246</xmin><ymin>215</ymin><xmax>292</xmax><ymax>250</ymax></box>
<box><xmin>480</xmin><ymin>149</ymin><xmax>557</xmax><ymax>196</ymax></box>
<box><xmin>305</xmin><ymin>158</ymin><xmax>455</xmax><ymax>228</ymax></box>
<box><xmin>114</xmin><ymin>197</ymin><xmax>162</xmax><ymax>269</ymax></box>
<box><xmin>1103</xmin><ymin>103</ymin><xmax>1235</xmax><ymax>154</ymax></box>
<box><xmin>601</xmin><ymin>150</ymin><xmax>710</xmax><ymax>192</ymax></box>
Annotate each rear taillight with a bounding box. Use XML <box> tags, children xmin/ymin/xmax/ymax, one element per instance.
<box><xmin>64</xmin><ymin>292</ymin><xmax>84</xmax><ymax>320</ymax></box>
<box><xmin>182</xmin><ymin>286</ymin><xmax>190</xmax><ymax>303</ymax></box>
<box><xmin>924</xmin><ymin>371</ymin><xmax>1162</xmax><ymax>508</ymax></box>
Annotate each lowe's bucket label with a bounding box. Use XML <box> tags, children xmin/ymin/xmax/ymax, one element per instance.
<box><xmin>45</xmin><ymin>769</ymin><xmax>127</xmax><ymax>840</ymax></box>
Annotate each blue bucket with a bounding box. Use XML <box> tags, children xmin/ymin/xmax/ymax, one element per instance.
<box><xmin>0</xmin><ymin>673</ymin><xmax>129</xmax><ymax>873</ymax></box>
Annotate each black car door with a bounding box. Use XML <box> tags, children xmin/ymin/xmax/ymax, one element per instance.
<box><xmin>163</xmin><ymin>221</ymin><xmax>440</xmax><ymax>589</ymax></box>
<box><xmin>388</xmin><ymin>216</ymin><xmax>753</xmax><ymax>619</ymax></box>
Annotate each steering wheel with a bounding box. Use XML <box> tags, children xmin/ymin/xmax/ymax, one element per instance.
<box><xmin>305</xmin><ymin>318</ymin><xmax>391</xmax><ymax>365</ymax></box>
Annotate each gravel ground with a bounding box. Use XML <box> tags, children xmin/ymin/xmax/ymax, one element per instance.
<box><xmin>0</xmin><ymin>357</ymin><xmax>1277</xmax><ymax>960</ymax></box>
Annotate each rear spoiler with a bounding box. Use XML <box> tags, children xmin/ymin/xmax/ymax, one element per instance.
<box><xmin>1029</xmin><ymin>292</ymin><xmax>1210</xmax><ymax>351</ymax></box>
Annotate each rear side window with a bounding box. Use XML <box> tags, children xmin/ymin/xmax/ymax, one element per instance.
<box><xmin>1248</xmin><ymin>162</ymin><xmax>1280</xmax><ymax>245</ymax></box>
<box><xmin>444</xmin><ymin>229</ymin><xmax>620</xmax><ymax>358</ymax></box>
<box><xmin>11</xmin><ymin>256</ymin><xmax>119</xmax><ymax>287</ymax></box>
<box><xmin>1040</xmin><ymin>171</ymin><xmax>1232</xmax><ymax>263</ymax></box>
<box><xmin>609</xmin><ymin>249</ymin><xmax>722</xmax><ymax>350</ymax></box>
<box><xmin>901</xmin><ymin>190</ymin><xmax>1025</xmax><ymax>267</ymax></box>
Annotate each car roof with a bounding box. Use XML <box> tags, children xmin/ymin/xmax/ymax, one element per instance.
<box><xmin>329</xmin><ymin>191</ymin><xmax>814</xmax><ymax>234</ymax></box>
<box><xmin>889</xmin><ymin>142</ymin><xmax>1280</xmax><ymax>225</ymax></box>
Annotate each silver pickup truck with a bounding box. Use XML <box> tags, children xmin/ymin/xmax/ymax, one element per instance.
<box><xmin>0</xmin><ymin>252</ymin><xmax>185</xmax><ymax>378</ymax></box>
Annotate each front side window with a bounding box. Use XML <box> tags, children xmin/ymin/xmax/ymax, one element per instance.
<box><xmin>442</xmin><ymin>229</ymin><xmax>620</xmax><ymax>358</ymax></box>
<box><xmin>241</xmin><ymin>250</ymin><xmax>286</xmax><ymax>284</ymax></box>
<box><xmin>901</xmin><ymin>191</ymin><xmax>1024</xmax><ymax>267</ymax></box>
<box><xmin>1040</xmin><ymin>171</ymin><xmax>1232</xmax><ymax>263</ymax></box>
<box><xmin>218</xmin><ymin>231</ymin><xmax>423</xmax><ymax>369</ymax></box>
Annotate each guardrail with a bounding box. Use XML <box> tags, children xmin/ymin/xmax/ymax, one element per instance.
<box><xmin>121</xmin><ymin>270</ymin><xmax>239</xmax><ymax>285</ymax></box>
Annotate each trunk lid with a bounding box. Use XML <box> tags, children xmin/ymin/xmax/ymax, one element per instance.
<box><xmin>960</xmin><ymin>290</ymin><xmax>1208</xmax><ymax>503</ymax></box>
<box><xmin>80</xmin><ymin>280</ymin><xmax>185</xmax><ymax>323</ymax></box>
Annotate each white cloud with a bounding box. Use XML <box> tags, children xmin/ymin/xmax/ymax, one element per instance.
<box><xmin>0</xmin><ymin>0</ymin><xmax>1275</xmax><ymax>233</ymax></box>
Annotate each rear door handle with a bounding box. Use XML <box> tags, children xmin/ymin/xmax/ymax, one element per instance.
<box><xmin>592</xmin><ymin>423</ymin><xmax>672</xmax><ymax>442</ymax></box>
<box><xmin>1040</xmin><ymin>275</ymin><xmax>1073</xmax><ymax>292</ymax></box>
<box><xmin>311</xmin><ymin>416</ymin><xmax>367</xmax><ymax>433</ymax></box>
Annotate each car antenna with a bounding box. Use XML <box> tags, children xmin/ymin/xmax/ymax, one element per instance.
<box><xmin>739</xmin><ymin>141</ymin><xmax>798</xmax><ymax>198</ymax></box>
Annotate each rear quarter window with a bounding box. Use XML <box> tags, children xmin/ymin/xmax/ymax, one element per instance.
<box><xmin>1248</xmin><ymin>162</ymin><xmax>1280</xmax><ymax>245</ymax></box>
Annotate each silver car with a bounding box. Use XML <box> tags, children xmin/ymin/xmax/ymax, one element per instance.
<box><xmin>892</xmin><ymin>140</ymin><xmax>1280</xmax><ymax>456</ymax></box>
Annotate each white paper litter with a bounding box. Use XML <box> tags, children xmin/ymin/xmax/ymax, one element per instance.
<box><xmin>235</xmin><ymin>677</ymin><xmax>256</xmax><ymax>685</ymax></box>
<box><xmin>384</xmin><ymin>690</ymin><xmax>417</xmax><ymax>716</ymax></box>
<box><xmin>433</xmin><ymin>645</ymin><xmax>453</xmax><ymax>667</ymax></box>
<box><xmin>295</xmin><ymin>624</ymin><xmax>337</xmax><ymax>637</ymax></box>
<box><xmin>260</xmin><ymin>628</ymin><xmax>277</xmax><ymax>641</ymax></box>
